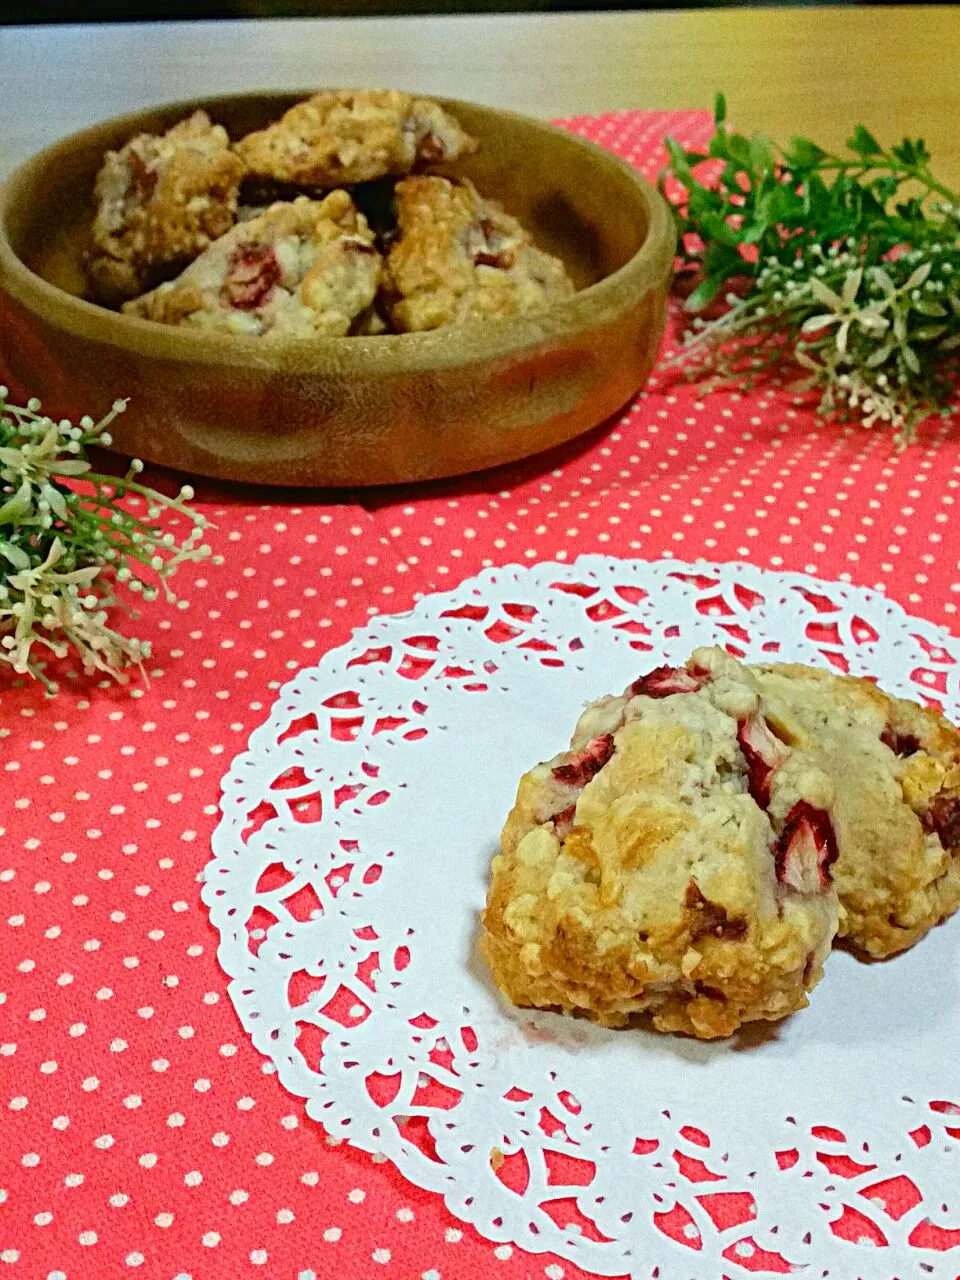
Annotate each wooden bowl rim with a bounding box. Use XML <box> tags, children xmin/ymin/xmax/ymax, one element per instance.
<box><xmin>0</xmin><ymin>89</ymin><xmax>676</xmax><ymax>375</ymax></box>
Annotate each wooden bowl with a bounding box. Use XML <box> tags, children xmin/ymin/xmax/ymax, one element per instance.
<box><xmin>0</xmin><ymin>92</ymin><xmax>675</xmax><ymax>487</ymax></box>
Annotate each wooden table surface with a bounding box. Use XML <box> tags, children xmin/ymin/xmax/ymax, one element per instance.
<box><xmin>2</xmin><ymin>5</ymin><xmax>958</xmax><ymax>182</ymax></box>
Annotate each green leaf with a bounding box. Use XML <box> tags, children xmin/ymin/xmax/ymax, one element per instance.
<box><xmin>0</xmin><ymin>539</ymin><xmax>31</xmax><ymax>570</ymax></box>
<box><xmin>809</xmin><ymin>278</ymin><xmax>845</xmax><ymax>310</ymax></box>
<box><xmin>912</xmin><ymin>298</ymin><xmax>947</xmax><ymax>317</ymax></box>
<box><xmin>847</xmin><ymin>124</ymin><xmax>882</xmax><ymax>158</ymax></box>
<box><xmin>685</xmin><ymin>275</ymin><xmax>725</xmax><ymax>312</ymax></box>
<box><xmin>748</xmin><ymin>135</ymin><xmax>776</xmax><ymax>177</ymax></box>
<box><xmin>904</xmin><ymin>261</ymin><xmax>932</xmax><ymax>290</ymax></box>
<box><xmin>866</xmin><ymin>342</ymin><xmax>896</xmax><ymax>367</ymax></box>
<box><xmin>891</xmin><ymin>138</ymin><xmax>930</xmax><ymax>169</ymax></box>
<box><xmin>0</xmin><ymin>480</ymin><xmax>33</xmax><ymax>526</ymax></box>
<box><xmin>664</xmin><ymin>137</ymin><xmax>694</xmax><ymax>188</ymax></box>
<box><xmin>914</xmin><ymin>323</ymin><xmax>948</xmax><ymax>341</ymax></box>
<box><xmin>714</xmin><ymin>92</ymin><xmax>727</xmax><ymax>126</ymax></box>
<box><xmin>41</xmin><ymin>483</ymin><xmax>68</xmax><ymax>522</ymax></box>
<box><xmin>785</xmin><ymin>136</ymin><xmax>827</xmax><ymax>170</ymax></box>
<box><xmin>871</xmin><ymin>266</ymin><xmax>897</xmax><ymax>296</ymax></box>
<box><xmin>765</xmin><ymin>184</ymin><xmax>805</xmax><ymax>225</ymax></box>
<box><xmin>710</xmin><ymin>131</ymin><xmax>752</xmax><ymax>171</ymax></box>
<box><xmin>871</xmin><ymin>175</ymin><xmax>900</xmax><ymax>203</ymax></box>
<box><xmin>50</xmin><ymin>459</ymin><xmax>91</xmax><ymax>477</ymax></box>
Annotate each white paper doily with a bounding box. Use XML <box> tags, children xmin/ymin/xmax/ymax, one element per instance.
<box><xmin>204</xmin><ymin>558</ymin><xmax>960</xmax><ymax>1278</ymax></box>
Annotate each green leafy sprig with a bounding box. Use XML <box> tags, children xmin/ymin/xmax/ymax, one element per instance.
<box><xmin>660</xmin><ymin>94</ymin><xmax>960</xmax><ymax>441</ymax></box>
<box><xmin>0</xmin><ymin>391</ymin><xmax>219</xmax><ymax>691</ymax></box>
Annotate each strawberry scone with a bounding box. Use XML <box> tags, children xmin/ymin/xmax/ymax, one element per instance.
<box><xmin>481</xmin><ymin>648</ymin><xmax>841</xmax><ymax>1039</ymax></box>
<box><xmin>235</xmin><ymin>90</ymin><xmax>477</xmax><ymax>188</ymax></box>
<box><xmin>752</xmin><ymin>663</ymin><xmax>960</xmax><ymax>957</ymax></box>
<box><xmin>88</xmin><ymin>110</ymin><xmax>246</xmax><ymax>305</ymax></box>
<box><xmin>124</xmin><ymin>193</ymin><xmax>381</xmax><ymax>338</ymax></box>
<box><xmin>384</xmin><ymin>176</ymin><xmax>575</xmax><ymax>332</ymax></box>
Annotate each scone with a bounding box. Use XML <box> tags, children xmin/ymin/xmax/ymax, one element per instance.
<box><xmin>752</xmin><ymin>663</ymin><xmax>960</xmax><ymax>957</ymax></box>
<box><xmin>88</xmin><ymin>110</ymin><xmax>246</xmax><ymax>305</ymax></box>
<box><xmin>384</xmin><ymin>176</ymin><xmax>576</xmax><ymax>332</ymax></box>
<box><xmin>234</xmin><ymin>89</ymin><xmax>477</xmax><ymax>188</ymax></box>
<box><xmin>124</xmin><ymin>193</ymin><xmax>381</xmax><ymax>339</ymax></box>
<box><xmin>481</xmin><ymin>648</ymin><xmax>841</xmax><ymax>1039</ymax></box>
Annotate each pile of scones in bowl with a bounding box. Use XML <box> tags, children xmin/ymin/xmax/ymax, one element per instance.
<box><xmin>86</xmin><ymin>88</ymin><xmax>577</xmax><ymax>340</ymax></box>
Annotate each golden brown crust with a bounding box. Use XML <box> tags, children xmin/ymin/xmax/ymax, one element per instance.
<box><xmin>753</xmin><ymin>663</ymin><xmax>960</xmax><ymax>957</ymax></box>
<box><xmin>482</xmin><ymin>648</ymin><xmax>840</xmax><ymax>1039</ymax></box>
<box><xmin>124</xmin><ymin>192</ymin><xmax>381</xmax><ymax>339</ymax></box>
<box><xmin>234</xmin><ymin>90</ymin><xmax>477</xmax><ymax>188</ymax></box>
<box><xmin>385</xmin><ymin>176</ymin><xmax>575</xmax><ymax>332</ymax></box>
<box><xmin>88</xmin><ymin>110</ymin><xmax>245</xmax><ymax>305</ymax></box>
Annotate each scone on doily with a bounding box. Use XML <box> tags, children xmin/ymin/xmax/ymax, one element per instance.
<box><xmin>481</xmin><ymin>647</ymin><xmax>841</xmax><ymax>1039</ymax></box>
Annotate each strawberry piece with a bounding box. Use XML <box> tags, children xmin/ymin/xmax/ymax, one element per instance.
<box><xmin>629</xmin><ymin>664</ymin><xmax>709</xmax><ymax>698</ymax></box>
<box><xmin>551</xmin><ymin>734</ymin><xmax>614</xmax><ymax>787</ymax></box>
<box><xmin>737</xmin><ymin>715</ymin><xmax>790</xmax><ymax>809</ymax></box>
<box><xmin>127</xmin><ymin>149</ymin><xmax>158</xmax><ymax>207</ymax></box>
<box><xmin>225</xmin><ymin>243</ymin><xmax>281</xmax><ymax>310</ymax></box>
<box><xmin>926</xmin><ymin>794</ymin><xmax>960</xmax><ymax>850</ymax></box>
<box><xmin>880</xmin><ymin>726</ymin><xmax>921</xmax><ymax>757</ymax></box>
<box><xmin>775</xmin><ymin>802</ymin><xmax>839</xmax><ymax>893</ymax></box>
<box><xmin>551</xmin><ymin>804</ymin><xmax>577</xmax><ymax>837</ymax></box>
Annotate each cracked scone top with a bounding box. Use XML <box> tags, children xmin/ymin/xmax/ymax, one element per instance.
<box><xmin>752</xmin><ymin>663</ymin><xmax>960</xmax><ymax>957</ymax></box>
<box><xmin>481</xmin><ymin>648</ymin><xmax>841</xmax><ymax>1039</ymax></box>
<box><xmin>88</xmin><ymin>110</ymin><xmax>246</xmax><ymax>305</ymax></box>
<box><xmin>234</xmin><ymin>89</ymin><xmax>478</xmax><ymax>188</ymax></box>
<box><xmin>124</xmin><ymin>194</ymin><xmax>381</xmax><ymax>338</ymax></box>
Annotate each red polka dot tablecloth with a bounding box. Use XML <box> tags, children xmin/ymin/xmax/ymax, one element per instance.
<box><xmin>1</xmin><ymin>110</ymin><xmax>959</xmax><ymax>1280</ymax></box>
